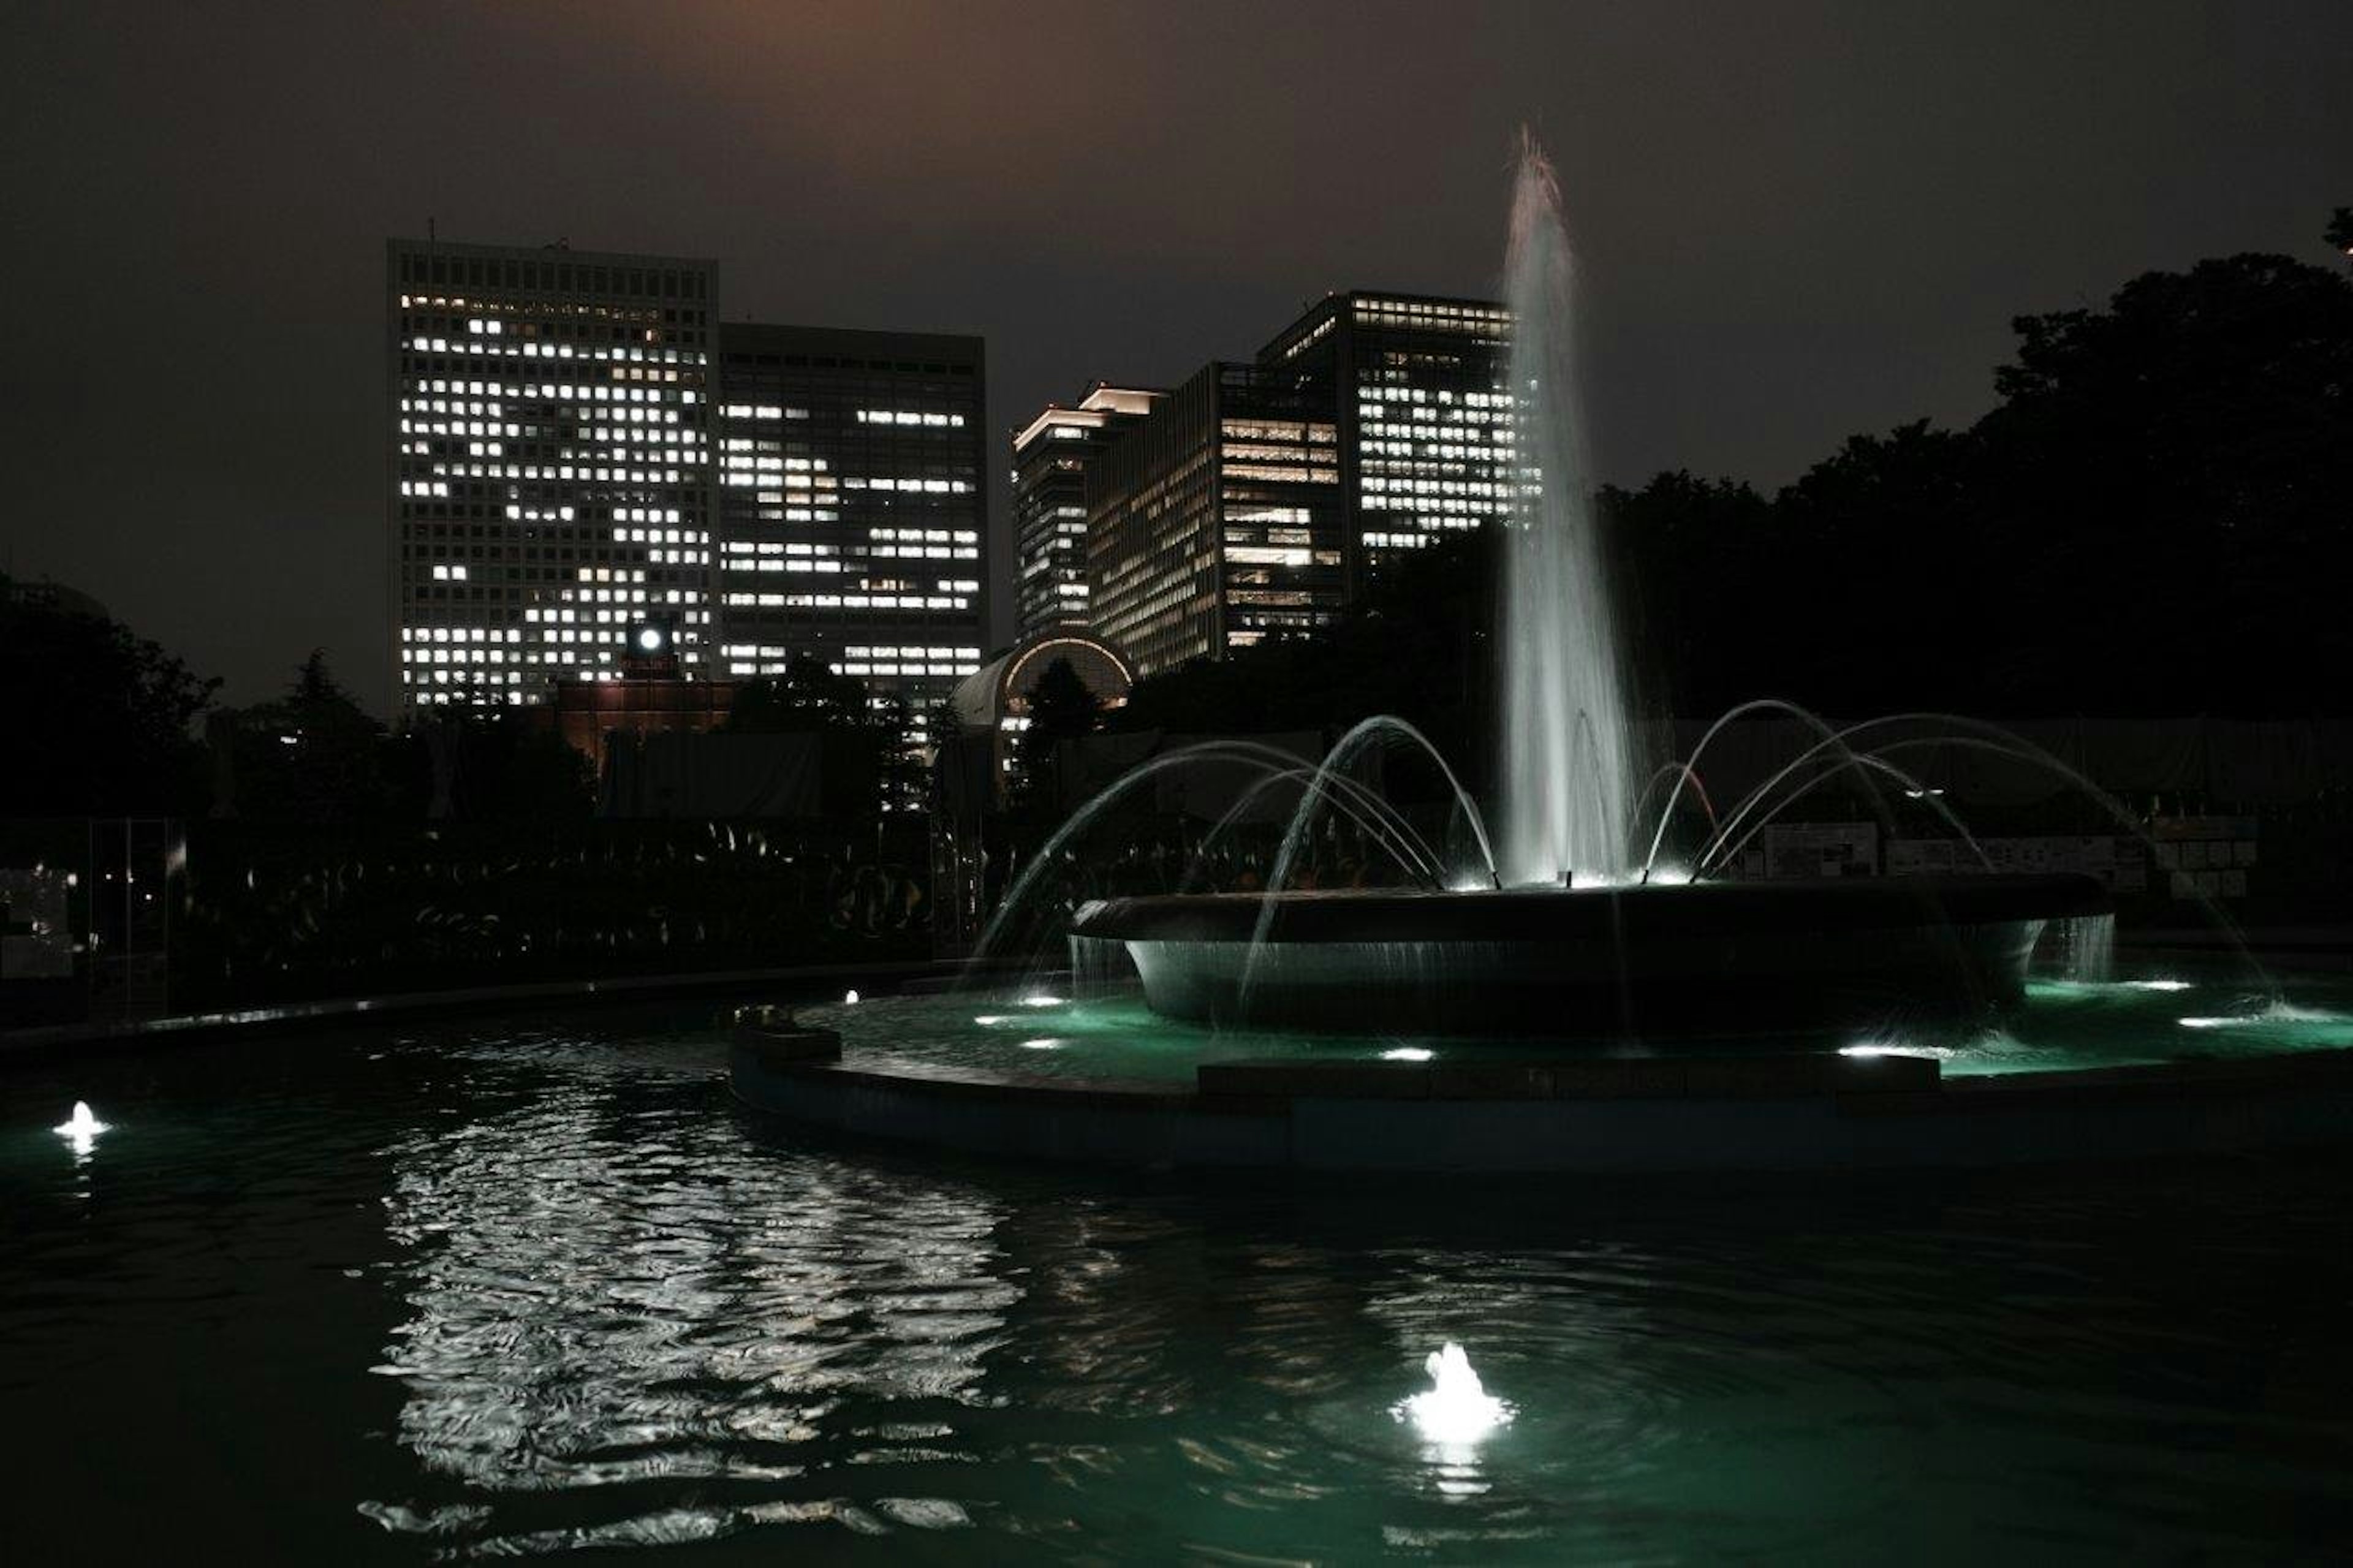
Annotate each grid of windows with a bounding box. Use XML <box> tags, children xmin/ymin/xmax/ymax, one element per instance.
<box><xmin>1259</xmin><ymin>292</ymin><xmax>1516</xmax><ymax>578</ymax></box>
<box><xmin>1086</xmin><ymin>364</ymin><xmax>1341</xmax><ymax>678</ymax></box>
<box><xmin>1085</xmin><ymin>293</ymin><xmax>1508</xmax><ymax>681</ymax></box>
<box><xmin>1010</xmin><ymin>385</ymin><xmax>1160</xmax><ymax>640</ymax></box>
<box><xmin>714</xmin><ymin>325</ymin><xmax>987</xmax><ymax>720</ymax></box>
<box><xmin>388</xmin><ymin>240</ymin><xmax>716</xmax><ymax>710</ymax></box>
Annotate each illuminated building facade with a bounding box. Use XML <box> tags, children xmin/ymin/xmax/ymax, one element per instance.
<box><xmin>388</xmin><ymin>239</ymin><xmax>718</xmax><ymax>712</ymax></box>
<box><xmin>1080</xmin><ymin>292</ymin><xmax>1510</xmax><ymax>680</ymax></box>
<box><xmin>1085</xmin><ymin>362</ymin><xmax>1342</xmax><ymax>678</ymax></box>
<box><xmin>714</xmin><ymin>324</ymin><xmax>986</xmax><ymax>724</ymax></box>
<box><xmin>1010</xmin><ymin>384</ymin><xmax>1161</xmax><ymax>638</ymax></box>
<box><xmin>1257</xmin><ymin>291</ymin><xmax>1515</xmax><ymax>582</ymax></box>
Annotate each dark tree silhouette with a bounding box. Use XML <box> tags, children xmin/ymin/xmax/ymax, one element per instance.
<box><xmin>1012</xmin><ymin>656</ymin><xmax>1100</xmax><ymax>812</ymax></box>
<box><xmin>1025</xmin><ymin>657</ymin><xmax>1100</xmax><ymax>748</ymax></box>
<box><xmin>726</xmin><ymin>653</ymin><xmax>915</xmax><ymax>812</ymax></box>
<box><xmin>0</xmin><ymin>577</ymin><xmax>217</xmax><ymax>816</ymax></box>
<box><xmin>225</xmin><ymin>650</ymin><xmax>390</xmax><ymax>821</ymax></box>
<box><xmin>1980</xmin><ymin>253</ymin><xmax>2353</xmax><ymax>710</ymax></box>
<box><xmin>722</xmin><ymin>654</ymin><xmax>873</xmax><ymax>733</ymax></box>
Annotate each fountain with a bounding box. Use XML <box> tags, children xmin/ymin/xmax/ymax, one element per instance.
<box><xmin>1066</xmin><ymin>134</ymin><xmax>2107</xmax><ymax>1040</ymax></box>
<box><xmin>729</xmin><ymin>135</ymin><xmax>2353</xmax><ymax>1173</ymax></box>
<box><xmin>53</xmin><ymin>1100</ymin><xmax>107</xmax><ymax>1158</ymax></box>
<box><xmin>1497</xmin><ymin>132</ymin><xmax>1635</xmax><ymax>886</ymax></box>
<box><xmin>1395</xmin><ymin>1342</ymin><xmax>1513</xmax><ymax>1447</ymax></box>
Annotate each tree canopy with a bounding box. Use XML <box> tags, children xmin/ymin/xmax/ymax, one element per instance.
<box><xmin>722</xmin><ymin>655</ymin><xmax>874</xmax><ymax>733</ymax></box>
<box><xmin>0</xmin><ymin>579</ymin><xmax>217</xmax><ymax>816</ymax></box>
<box><xmin>1116</xmin><ymin>240</ymin><xmax>2353</xmax><ymax>745</ymax></box>
<box><xmin>225</xmin><ymin>651</ymin><xmax>389</xmax><ymax>821</ymax></box>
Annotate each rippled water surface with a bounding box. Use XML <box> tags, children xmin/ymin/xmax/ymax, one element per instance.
<box><xmin>4</xmin><ymin>1003</ymin><xmax>2351</xmax><ymax>1562</ymax></box>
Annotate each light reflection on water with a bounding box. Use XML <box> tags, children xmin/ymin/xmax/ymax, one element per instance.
<box><xmin>1</xmin><ymin>1007</ymin><xmax>2350</xmax><ymax>1561</ymax></box>
<box><xmin>820</xmin><ymin>964</ymin><xmax>2353</xmax><ymax>1086</ymax></box>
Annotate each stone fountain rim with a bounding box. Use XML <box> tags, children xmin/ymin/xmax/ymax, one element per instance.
<box><xmin>1072</xmin><ymin>873</ymin><xmax>2112</xmax><ymax>945</ymax></box>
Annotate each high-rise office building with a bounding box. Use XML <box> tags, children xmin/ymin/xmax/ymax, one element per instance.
<box><xmin>1082</xmin><ymin>291</ymin><xmax>1512</xmax><ymax>680</ymax></box>
<box><xmin>1009</xmin><ymin>383</ymin><xmax>1160</xmax><ymax>639</ymax></box>
<box><xmin>713</xmin><ymin>324</ymin><xmax>986</xmax><ymax>722</ymax></box>
<box><xmin>388</xmin><ymin>239</ymin><xmax>718</xmax><ymax>713</ymax></box>
<box><xmin>1085</xmin><ymin>361</ymin><xmax>1343</xmax><ymax>678</ymax></box>
<box><xmin>1257</xmin><ymin>291</ymin><xmax>1515</xmax><ymax>582</ymax></box>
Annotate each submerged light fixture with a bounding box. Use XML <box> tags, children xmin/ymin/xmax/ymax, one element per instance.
<box><xmin>54</xmin><ymin>1100</ymin><xmax>108</xmax><ymax>1156</ymax></box>
<box><xmin>1395</xmin><ymin>1341</ymin><xmax>1513</xmax><ymax>1447</ymax></box>
<box><xmin>1838</xmin><ymin>1042</ymin><xmax>1957</xmax><ymax>1061</ymax></box>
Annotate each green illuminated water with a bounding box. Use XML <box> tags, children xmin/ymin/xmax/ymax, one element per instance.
<box><xmin>3</xmin><ymin>986</ymin><xmax>2349</xmax><ymax>1561</ymax></box>
<box><xmin>806</xmin><ymin>962</ymin><xmax>2353</xmax><ymax>1086</ymax></box>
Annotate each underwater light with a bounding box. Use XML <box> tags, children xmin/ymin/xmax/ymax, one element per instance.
<box><xmin>1020</xmin><ymin>994</ymin><xmax>1064</xmax><ymax>1008</ymax></box>
<box><xmin>843</xmin><ymin>990</ymin><xmax>860</xmax><ymax>1005</ymax></box>
<box><xmin>1838</xmin><ymin>1042</ymin><xmax>1955</xmax><ymax>1061</ymax></box>
<box><xmin>1382</xmin><ymin>1047</ymin><xmax>1434</xmax><ymax>1062</ymax></box>
<box><xmin>1019</xmin><ymin>1038</ymin><xmax>1061</xmax><ymax>1051</ymax></box>
<box><xmin>54</xmin><ymin>1101</ymin><xmax>108</xmax><ymax>1156</ymax></box>
<box><xmin>972</xmin><ymin>1015</ymin><xmax>1013</xmax><ymax>1026</ymax></box>
<box><xmin>1395</xmin><ymin>1342</ymin><xmax>1512</xmax><ymax>1447</ymax></box>
<box><xmin>2123</xmin><ymin>980</ymin><xmax>2192</xmax><ymax>993</ymax></box>
<box><xmin>2178</xmin><ymin>1015</ymin><xmax>2258</xmax><ymax>1030</ymax></box>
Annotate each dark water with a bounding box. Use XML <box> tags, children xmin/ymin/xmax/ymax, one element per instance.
<box><xmin>4</xmin><ymin>1006</ymin><xmax>2350</xmax><ymax>1562</ymax></box>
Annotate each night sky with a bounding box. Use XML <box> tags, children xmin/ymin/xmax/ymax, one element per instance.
<box><xmin>7</xmin><ymin>1</ymin><xmax>2348</xmax><ymax>714</ymax></box>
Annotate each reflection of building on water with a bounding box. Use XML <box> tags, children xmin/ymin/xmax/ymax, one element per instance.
<box><xmin>373</xmin><ymin>1075</ymin><xmax>1016</xmax><ymax>1506</ymax></box>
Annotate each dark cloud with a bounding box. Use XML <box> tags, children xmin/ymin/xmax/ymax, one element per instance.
<box><xmin>6</xmin><ymin>1</ymin><xmax>2347</xmax><ymax>710</ymax></box>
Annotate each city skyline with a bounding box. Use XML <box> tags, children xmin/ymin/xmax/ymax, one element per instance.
<box><xmin>7</xmin><ymin>2</ymin><xmax>2350</xmax><ymax>711</ymax></box>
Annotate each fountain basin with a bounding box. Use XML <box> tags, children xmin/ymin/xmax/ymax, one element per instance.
<box><xmin>1072</xmin><ymin>874</ymin><xmax>2111</xmax><ymax>1036</ymax></box>
<box><xmin>729</xmin><ymin>1026</ymin><xmax>2353</xmax><ymax>1172</ymax></box>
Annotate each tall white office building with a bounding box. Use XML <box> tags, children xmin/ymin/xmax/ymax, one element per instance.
<box><xmin>387</xmin><ymin>238</ymin><xmax>718</xmax><ymax>711</ymax></box>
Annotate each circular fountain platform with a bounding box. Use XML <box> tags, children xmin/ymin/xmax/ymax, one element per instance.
<box><xmin>1072</xmin><ymin>874</ymin><xmax>2112</xmax><ymax>1036</ymax></box>
<box><xmin>728</xmin><ymin>1001</ymin><xmax>2353</xmax><ymax>1173</ymax></box>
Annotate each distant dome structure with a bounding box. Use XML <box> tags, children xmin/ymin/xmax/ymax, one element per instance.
<box><xmin>947</xmin><ymin>628</ymin><xmax>1133</xmax><ymax>800</ymax></box>
<box><xmin>2</xmin><ymin>577</ymin><xmax>110</xmax><ymax>621</ymax></box>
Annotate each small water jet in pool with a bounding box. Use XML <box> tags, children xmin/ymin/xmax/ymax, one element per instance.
<box><xmin>1396</xmin><ymin>1342</ymin><xmax>1514</xmax><ymax>1447</ymax></box>
<box><xmin>53</xmin><ymin>1101</ymin><xmax>107</xmax><ymax>1156</ymax></box>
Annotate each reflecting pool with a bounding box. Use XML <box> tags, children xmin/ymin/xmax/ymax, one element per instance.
<box><xmin>4</xmin><ymin>1002</ymin><xmax>2350</xmax><ymax>1561</ymax></box>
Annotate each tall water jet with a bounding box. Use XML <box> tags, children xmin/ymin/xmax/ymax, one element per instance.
<box><xmin>1054</xmin><ymin>143</ymin><xmax>2118</xmax><ymax>1042</ymax></box>
<box><xmin>1498</xmin><ymin>132</ymin><xmax>1636</xmax><ymax>886</ymax></box>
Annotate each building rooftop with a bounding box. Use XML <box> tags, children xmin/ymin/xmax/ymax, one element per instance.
<box><xmin>1012</xmin><ymin>382</ymin><xmax>1165</xmax><ymax>452</ymax></box>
